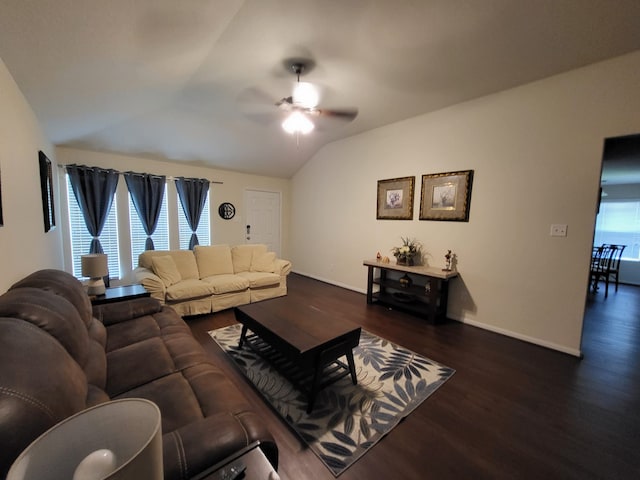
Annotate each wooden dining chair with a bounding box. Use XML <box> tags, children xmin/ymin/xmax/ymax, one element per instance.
<box><xmin>590</xmin><ymin>245</ymin><xmax>611</xmax><ymax>295</ymax></box>
<box><xmin>603</xmin><ymin>244</ymin><xmax>626</xmax><ymax>296</ymax></box>
<box><xmin>591</xmin><ymin>244</ymin><xmax>626</xmax><ymax>298</ymax></box>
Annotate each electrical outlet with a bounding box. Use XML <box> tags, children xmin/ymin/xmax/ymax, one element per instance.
<box><xmin>550</xmin><ymin>224</ymin><xmax>568</xmax><ymax>237</ymax></box>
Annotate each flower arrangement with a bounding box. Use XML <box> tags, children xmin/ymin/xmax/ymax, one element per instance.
<box><xmin>391</xmin><ymin>237</ymin><xmax>421</xmax><ymax>265</ymax></box>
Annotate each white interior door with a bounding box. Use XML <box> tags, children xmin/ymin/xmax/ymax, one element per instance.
<box><xmin>244</xmin><ymin>189</ymin><xmax>281</xmax><ymax>256</ymax></box>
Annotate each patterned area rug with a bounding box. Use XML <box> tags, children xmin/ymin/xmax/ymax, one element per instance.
<box><xmin>210</xmin><ymin>324</ymin><xmax>455</xmax><ymax>476</ymax></box>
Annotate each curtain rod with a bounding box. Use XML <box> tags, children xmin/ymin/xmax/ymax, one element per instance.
<box><xmin>57</xmin><ymin>163</ymin><xmax>223</xmax><ymax>184</ymax></box>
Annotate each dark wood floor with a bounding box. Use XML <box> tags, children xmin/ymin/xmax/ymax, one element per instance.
<box><xmin>188</xmin><ymin>273</ymin><xmax>640</xmax><ymax>479</ymax></box>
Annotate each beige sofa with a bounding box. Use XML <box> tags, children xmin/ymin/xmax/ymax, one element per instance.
<box><xmin>132</xmin><ymin>244</ymin><xmax>291</xmax><ymax>316</ymax></box>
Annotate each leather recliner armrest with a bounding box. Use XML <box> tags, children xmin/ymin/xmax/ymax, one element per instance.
<box><xmin>161</xmin><ymin>411</ymin><xmax>278</xmax><ymax>480</ymax></box>
<box><xmin>93</xmin><ymin>297</ymin><xmax>163</xmax><ymax>326</ymax></box>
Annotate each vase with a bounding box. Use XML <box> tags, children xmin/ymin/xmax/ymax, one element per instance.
<box><xmin>397</xmin><ymin>257</ymin><xmax>414</xmax><ymax>266</ymax></box>
<box><xmin>399</xmin><ymin>273</ymin><xmax>412</xmax><ymax>288</ymax></box>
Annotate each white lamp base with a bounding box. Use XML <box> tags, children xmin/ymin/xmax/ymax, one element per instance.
<box><xmin>86</xmin><ymin>278</ymin><xmax>105</xmax><ymax>296</ymax></box>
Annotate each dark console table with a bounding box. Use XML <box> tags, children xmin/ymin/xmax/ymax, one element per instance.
<box><xmin>363</xmin><ymin>260</ymin><xmax>458</xmax><ymax>323</ymax></box>
<box><xmin>90</xmin><ymin>284</ymin><xmax>150</xmax><ymax>305</ymax></box>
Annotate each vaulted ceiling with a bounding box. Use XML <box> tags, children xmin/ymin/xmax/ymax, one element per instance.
<box><xmin>2</xmin><ymin>0</ymin><xmax>640</xmax><ymax>178</ymax></box>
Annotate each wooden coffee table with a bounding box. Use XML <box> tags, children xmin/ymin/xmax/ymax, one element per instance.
<box><xmin>234</xmin><ymin>296</ymin><xmax>361</xmax><ymax>413</ymax></box>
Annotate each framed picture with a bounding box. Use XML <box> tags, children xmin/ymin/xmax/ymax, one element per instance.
<box><xmin>376</xmin><ymin>176</ymin><xmax>415</xmax><ymax>220</ymax></box>
<box><xmin>38</xmin><ymin>150</ymin><xmax>56</xmax><ymax>232</ymax></box>
<box><xmin>420</xmin><ymin>170</ymin><xmax>474</xmax><ymax>221</ymax></box>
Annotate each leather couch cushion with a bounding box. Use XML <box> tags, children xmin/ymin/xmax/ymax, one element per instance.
<box><xmin>231</xmin><ymin>244</ymin><xmax>267</xmax><ymax>273</ymax></box>
<box><xmin>151</xmin><ymin>255</ymin><xmax>182</xmax><ymax>287</ymax></box>
<box><xmin>10</xmin><ymin>269</ymin><xmax>93</xmax><ymax>327</ymax></box>
<box><xmin>106</xmin><ymin>337</ymin><xmax>175</xmax><ymax>396</ymax></box>
<box><xmin>0</xmin><ymin>288</ymin><xmax>90</xmax><ymax>367</ymax></box>
<box><xmin>203</xmin><ymin>274</ymin><xmax>250</xmax><ymax>294</ymax></box>
<box><xmin>236</xmin><ymin>272</ymin><xmax>281</xmax><ymax>288</ymax></box>
<box><xmin>0</xmin><ymin>318</ymin><xmax>93</xmax><ymax>477</ymax></box>
<box><xmin>194</xmin><ymin>245</ymin><xmax>234</xmax><ymax>277</ymax></box>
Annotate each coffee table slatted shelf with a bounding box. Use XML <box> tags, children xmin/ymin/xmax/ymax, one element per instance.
<box><xmin>243</xmin><ymin>332</ymin><xmax>353</xmax><ymax>398</ymax></box>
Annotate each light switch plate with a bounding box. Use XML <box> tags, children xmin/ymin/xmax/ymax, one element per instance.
<box><xmin>550</xmin><ymin>224</ymin><xmax>568</xmax><ymax>237</ymax></box>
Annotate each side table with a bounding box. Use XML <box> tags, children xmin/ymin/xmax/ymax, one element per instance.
<box><xmin>191</xmin><ymin>441</ymin><xmax>279</xmax><ymax>480</ymax></box>
<box><xmin>363</xmin><ymin>259</ymin><xmax>458</xmax><ymax>323</ymax></box>
<box><xmin>90</xmin><ymin>284</ymin><xmax>150</xmax><ymax>306</ymax></box>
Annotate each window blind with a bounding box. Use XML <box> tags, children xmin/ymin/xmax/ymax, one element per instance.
<box><xmin>594</xmin><ymin>200</ymin><xmax>640</xmax><ymax>260</ymax></box>
<box><xmin>66</xmin><ymin>175</ymin><xmax>121</xmax><ymax>278</ymax></box>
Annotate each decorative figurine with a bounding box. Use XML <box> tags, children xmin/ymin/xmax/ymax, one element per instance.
<box><xmin>381</xmin><ymin>256</ymin><xmax>390</xmax><ymax>264</ymax></box>
<box><xmin>443</xmin><ymin>250</ymin><xmax>452</xmax><ymax>271</ymax></box>
<box><xmin>376</xmin><ymin>251</ymin><xmax>382</xmax><ymax>261</ymax></box>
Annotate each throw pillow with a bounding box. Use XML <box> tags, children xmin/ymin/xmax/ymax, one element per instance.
<box><xmin>194</xmin><ymin>245</ymin><xmax>234</xmax><ymax>277</ymax></box>
<box><xmin>232</xmin><ymin>244</ymin><xmax>267</xmax><ymax>273</ymax></box>
<box><xmin>151</xmin><ymin>255</ymin><xmax>182</xmax><ymax>287</ymax></box>
<box><xmin>250</xmin><ymin>251</ymin><xmax>277</xmax><ymax>273</ymax></box>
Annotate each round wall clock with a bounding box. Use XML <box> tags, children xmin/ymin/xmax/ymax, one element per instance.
<box><xmin>218</xmin><ymin>202</ymin><xmax>236</xmax><ymax>220</ymax></box>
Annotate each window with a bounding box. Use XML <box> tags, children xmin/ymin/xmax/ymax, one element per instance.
<box><xmin>178</xmin><ymin>194</ymin><xmax>210</xmax><ymax>249</ymax></box>
<box><xmin>594</xmin><ymin>201</ymin><xmax>640</xmax><ymax>260</ymax></box>
<box><xmin>129</xmin><ymin>189</ymin><xmax>169</xmax><ymax>262</ymax></box>
<box><xmin>66</xmin><ymin>176</ymin><xmax>120</xmax><ymax>278</ymax></box>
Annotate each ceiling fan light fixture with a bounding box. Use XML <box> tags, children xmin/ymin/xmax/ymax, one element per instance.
<box><xmin>292</xmin><ymin>81</ymin><xmax>319</xmax><ymax>108</ymax></box>
<box><xmin>282</xmin><ymin>111</ymin><xmax>314</xmax><ymax>135</ymax></box>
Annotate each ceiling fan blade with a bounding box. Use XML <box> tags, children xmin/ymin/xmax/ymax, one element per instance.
<box><xmin>315</xmin><ymin>108</ymin><xmax>358</xmax><ymax>121</ymax></box>
<box><xmin>275</xmin><ymin>96</ymin><xmax>293</xmax><ymax>107</ymax></box>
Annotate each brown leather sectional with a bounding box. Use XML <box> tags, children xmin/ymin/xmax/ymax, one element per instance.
<box><xmin>0</xmin><ymin>269</ymin><xmax>277</xmax><ymax>479</ymax></box>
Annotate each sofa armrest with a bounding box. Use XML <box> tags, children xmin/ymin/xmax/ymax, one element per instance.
<box><xmin>274</xmin><ymin>258</ymin><xmax>291</xmax><ymax>276</ymax></box>
<box><xmin>92</xmin><ymin>297</ymin><xmax>163</xmax><ymax>326</ymax></box>
<box><xmin>132</xmin><ymin>267</ymin><xmax>166</xmax><ymax>302</ymax></box>
<box><xmin>162</xmin><ymin>411</ymin><xmax>278</xmax><ymax>479</ymax></box>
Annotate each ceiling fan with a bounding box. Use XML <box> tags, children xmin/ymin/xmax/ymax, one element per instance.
<box><xmin>276</xmin><ymin>61</ymin><xmax>358</xmax><ymax>135</ymax></box>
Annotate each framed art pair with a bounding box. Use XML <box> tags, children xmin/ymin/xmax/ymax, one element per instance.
<box><xmin>376</xmin><ymin>170</ymin><xmax>474</xmax><ymax>221</ymax></box>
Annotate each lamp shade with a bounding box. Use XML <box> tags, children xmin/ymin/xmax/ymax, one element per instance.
<box><xmin>81</xmin><ymin>254</ymin><xmax>108</xmax><ymax>278</ymax></box>
<box><xmin>81</xmin><ymin>254</ymin><xmax>108</xmax><ymax>295</ymax></box>
<box><xmin>7</xmin><ymin>398</ymin><xmax>163</xmax><ymax>480</ymax></box>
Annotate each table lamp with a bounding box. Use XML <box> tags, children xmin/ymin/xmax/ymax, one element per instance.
<box><xmin>81</xmin><ymin>254</ymin><xmax>108</xmax><ymax>295</ymax></box>
<box><xmin>7</xmin><ymin>398</ymin><xmax>163</xmax><ymax>480</ymax></box>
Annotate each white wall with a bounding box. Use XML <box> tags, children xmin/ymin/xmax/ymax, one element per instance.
<box><xmin>55</xmin><ymin>147</ymin><xmax>291</xmax><ymax>279</ymax></box>
<box><xmin>291</xmin><ymin>50</ymin><xmax>640</xmax><ymax>356</ymax></box>
<box><xmin>0</xmin><ymin>59</ymin><xmax>62</xmax><ymax>293</ymax></box>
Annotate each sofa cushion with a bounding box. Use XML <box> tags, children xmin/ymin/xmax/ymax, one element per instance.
<box><xmin>194</xmin><ymin>245</ymin><xmax>234</xmax><ymax>277</ymax></box>
<box><xmin>151</xmin><ymin>255</ymin><xmax>182</xmax><ymax>287</ymax></box>
<box><xmin>139</xmin><ymin>250</ymin><xmax>200</xmax><ymax>280</ymax></box>
<box><xmin>106</xmin><ymin>337</ymin><xmax>175</xmax><ymax>397</ymax></box>
<box><xmin>236</xmin><ymin>272</ymin><xmax>281</xmax><ymax>288</ymax></box>
<box><xmin>232</xmin><ymin>244</ymin><xmax>267</xmax><ymax>273</ymax></box>
<box><xmin>203</xmin><ymin>274</ymin><xmax>250</xmax><ymax>294</ymax></box>
<box><xmin>10</xmin><ymin>269</ymin><xmax>94</xmax><ymax>327</ymax></box>
<box><xmin>165</xmin><ymin>279</ymin><xmax>215</xmax><ymax>301</ymax></box>
<box><xmin>250</xmin><ymin>251</ymin><xmax>277</xmax><ymax>273</ymax></box>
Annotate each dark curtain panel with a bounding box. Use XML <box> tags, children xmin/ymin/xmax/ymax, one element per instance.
<box><xmin>66</xmin><ymin>164</ymin><xmax>119</xmax><ymax>254</ymax></box>
<box><xmin>175</xmin><ymin>177</ymin><xmax>209</xmax><ymax>249</ymax></box>
<box><xmin>124</xmin><ymin>172</ymin><xmax>166</xmax><ymax>250</ymax></box>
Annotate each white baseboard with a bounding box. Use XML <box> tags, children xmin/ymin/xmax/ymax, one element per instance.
<box><xmin>292</xmin><ymin>269</ymin><xmax>366</xmax><ymax>294</ymax></box>
<box><xmin>449</xmin><ymin>314</ymin><xmax>583</xmax><ymax>358</ymax></box>
<box><xmin>291</xmin><ymin>269</ymin><xmax>583</xmax><ymax>358</ymax></box>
